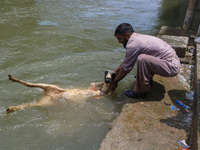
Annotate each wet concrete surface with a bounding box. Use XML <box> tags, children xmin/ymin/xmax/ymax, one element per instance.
<box><xmin>99</xmin><ymin>74</ymin><xmax>192</xmax><ymax>150</ymax></box>
<box><xmin>99</xmin><ymin>26</ymin><xmax>198</xmax><ymax>150</ymax></box>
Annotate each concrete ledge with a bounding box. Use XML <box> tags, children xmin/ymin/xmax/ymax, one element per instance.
<box><xmin>158</xmin><ymin>26</ymin><xmax>196</xmax><ymax>38</ymax></box>
<box><xmin>99</xmin><ymin>74</ymin><xmax>192</xmax><ymax>150</ymax></box>
<box><xmin>160</xmin><ymin>35</ymin><xmax>189</xmax><ymax>57</ymax></box>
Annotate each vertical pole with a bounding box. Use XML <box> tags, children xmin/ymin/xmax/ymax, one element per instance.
<box><xmin>190</xmin><ymin>43</ymin><xmax>199</xmax><ymax>150</ymax></box>
<box><xmin>197</xmin><ymin>24</ymin><xmax>200</xmax><ymax>36</ymax></box>
<box><xmin>183</xmin><ymin>0</ymin><xmax>199</xmax><ymax>31</ymax></box>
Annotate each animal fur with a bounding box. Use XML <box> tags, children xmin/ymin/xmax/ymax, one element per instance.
<box><xmin>6</xmin><ymin>70</ymin><xmax>116</xmax><ymax>113</ymax></box>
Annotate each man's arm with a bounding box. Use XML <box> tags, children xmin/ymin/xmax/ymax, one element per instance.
<box><xmin>114</xmin><ymin>63</ymin><xmax>122</xmax><ymax>74</ymax></box>
<box><xmin>110</xmin><ymin>68</ymin><xmax>128</xmax><ymax>92</ymax></box>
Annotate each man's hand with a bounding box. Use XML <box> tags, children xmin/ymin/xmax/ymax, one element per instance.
<box><xmin>110</xmin><ymin>67</ymin><xmax>128</xmax><ymax>93</ymax></box>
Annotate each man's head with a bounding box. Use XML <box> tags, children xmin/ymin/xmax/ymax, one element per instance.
<box><xmin>114</xmin><ymin>23</ymin><xmax>134</xmax><ymax>48</ymax></box>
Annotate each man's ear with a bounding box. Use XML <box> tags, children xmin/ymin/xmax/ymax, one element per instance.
<box><xmin>124</xmin><ymin>32</ymin><xmax>131</xmax><ymax>40</ymax></box>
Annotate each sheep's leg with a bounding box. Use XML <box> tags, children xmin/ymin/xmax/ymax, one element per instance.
<box><xmin>6</xmin><ymin>96</ymin><xmax>54</xmax><ymax>114</ymax></box>
<box><xmin>8</xmin><ymin>75</ymin><xmax>66</xmax><ymax>94</ymax></box>
<box><xmin>6</xmin><ymin>102</ymin><xmax>37</xmax><ymax>113</ymax></box>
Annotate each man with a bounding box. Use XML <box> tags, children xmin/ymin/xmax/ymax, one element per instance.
<box><xmin>110</xmin><ymin>23</ymin><xmax>181</xmax><ymax>98</ymax></box>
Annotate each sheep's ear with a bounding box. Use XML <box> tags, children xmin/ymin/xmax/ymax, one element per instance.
<box><xmin>112</xmin><ymin>73</ymin><xmax>116</xmax><ymax>81</ymax></box>
<box><xmin>105</xmin><ymin>70</ymin><xmax>108</xmax><ymax>77</ymax></box>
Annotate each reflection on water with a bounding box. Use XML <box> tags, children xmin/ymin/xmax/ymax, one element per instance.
<box><xmin>0</xmin><ymin>0</ymin><xmax>190</xmax><ymax>149</ymax></box>
<box><xmin>157</xmin><ymin>0</ymin><xmax>200</xmax><ymax>31</ymax></box>
<box><xmin>156</xmin><ymin>0</ymin><xmax>189</xmax><ymax>29</ymax></box>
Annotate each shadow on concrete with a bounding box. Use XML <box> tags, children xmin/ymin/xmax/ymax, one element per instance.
<box><xmin>160</xmin><ymin>90</ymin><xmax>191</xmax><ymax>133</ymax></box>
<box><xmin>126</xmin><ymin>81</ymin><xmax>166</xmax><ymax>103</ymax></box>
<box><xmin>148</xmin><ymin>81</ymin><xmax>166</xmax><ymax>101</ymax></box>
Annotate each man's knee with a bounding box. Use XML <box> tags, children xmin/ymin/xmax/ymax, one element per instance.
<box><xmin>137</xmin><ymin>54</ymin><xmax>148</xmax><ymax>63</ymax></box>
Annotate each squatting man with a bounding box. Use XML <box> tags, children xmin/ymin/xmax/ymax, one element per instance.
<box><xmin>110</xmin><ymin>23</ymin><xmax>181</xmax><ymax>98</ymax></box>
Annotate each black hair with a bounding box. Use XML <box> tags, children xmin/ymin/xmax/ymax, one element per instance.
<box><xmin>114</xmin><ymin>23</ymin><xmax>134</xmax><ymax>36</ymax></box>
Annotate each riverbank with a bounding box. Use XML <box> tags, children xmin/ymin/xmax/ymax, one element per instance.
<box><xmin>99</xmin><ymin>26</ymin><xmax>199</xmax><ymax>150</ymax></box>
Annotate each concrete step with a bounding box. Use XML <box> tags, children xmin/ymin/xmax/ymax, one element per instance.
<box><xmin>160</xmin><ymin>35</ymin><xmax>189</xmax><ymax>58</ymax></box>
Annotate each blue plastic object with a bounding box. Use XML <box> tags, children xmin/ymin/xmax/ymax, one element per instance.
<box><xmin>176</xmin><ymin>100</ymin><xmax>190</xmax><ymax>109</ymax></box>
<box><xmin>171</xmin><ymin>105</ymin><xmax>176</xmax><ymax>110</ymax></box>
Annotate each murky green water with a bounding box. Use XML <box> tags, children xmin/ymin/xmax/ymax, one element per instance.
<box><xmin>0</xmin><ymin>0</ymin><xmax>190</xmax><ymax>149</ymax></box>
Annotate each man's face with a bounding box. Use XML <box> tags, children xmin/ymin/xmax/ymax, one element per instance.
<box><xmin>116</xmin><ymin>34</ymin><xmax>128</xmax><ymax>48</ymax></box>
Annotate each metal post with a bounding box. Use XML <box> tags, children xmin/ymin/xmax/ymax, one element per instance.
<box><xmin>183</xmin><ymin>0</ymin><xmax>199</xmax><ymax>31</ymax></box>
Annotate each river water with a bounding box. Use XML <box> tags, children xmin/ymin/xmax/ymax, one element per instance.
<box><xmin>0</xmin><ymin>0</ymin><xmax>190</xmax><ymax>149</ymax></box>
